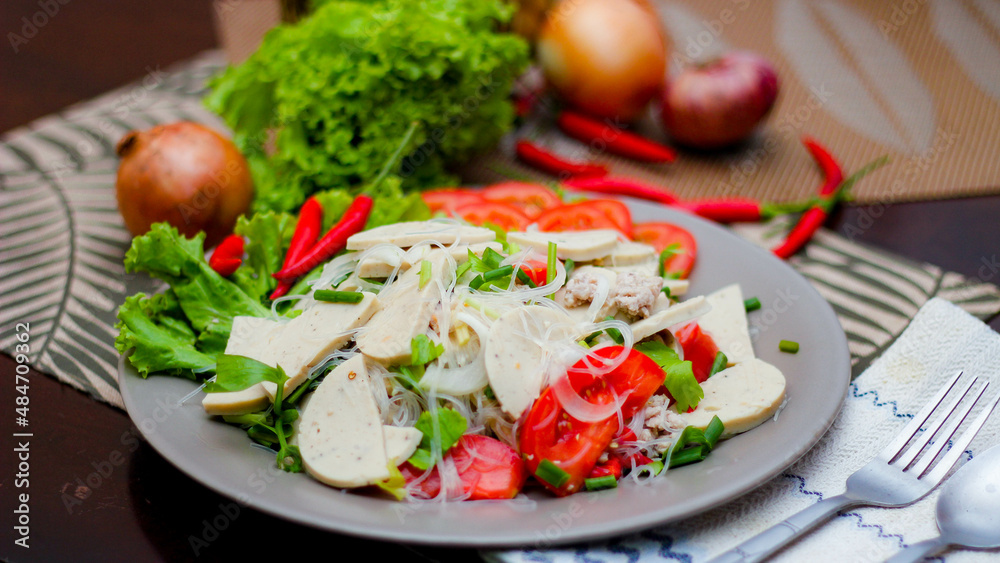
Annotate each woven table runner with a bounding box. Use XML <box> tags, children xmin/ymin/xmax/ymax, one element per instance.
<box><xmin>1</xmin><ymin>50</ymin><xmax>999</xmax><ymax>409</ymax></box>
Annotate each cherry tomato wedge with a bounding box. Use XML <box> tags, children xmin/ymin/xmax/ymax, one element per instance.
<box><xmin>422</xmin><ymin>189</ymin><xmax>484</xmax><ymax>215</ymax></box>
<box><xmin>400</xmin><ymin>435</ymin><xmax>527</xmax><ymax>500</ymax></box>
<box><xmin>534</xmin><ymin>200</ymin><xmax>631</xmax><ymax>237</ymax></box>
<box><xmin>633</xmin><ymin>222</ymin><xmax>698</xmax><ymax>278</ymax></box>
<box><xmin>520</xmin><ymin>346</ymin><xmax>664</xmax><ymax>496</ymax></box>
<box><xmin>455</xmin><ymin>201</ymin><xmax>531</xmax><ymax>231</ymax></box>
<box><xmin>515</xmin><ymin>260</ymin><xmax>548</xmax><ymax>286</ymax></box>
<box><xmin>674</xmin><ymin>323</ymin><xmax>720</xmax><ymax>383</ymax></box>
<box><xmin>588</xmin><ymin>457</ymin><xmax>622</xmax><ymax>480</ymax></box>
<box><xmin>480</xmin><ymin>182</ymin><xmax>562</xmax><ymax>219</ymax></box>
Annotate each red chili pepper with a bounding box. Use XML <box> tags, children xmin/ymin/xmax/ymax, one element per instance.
<box><xmin>772</xmin><ymin>137</ymin><xmax>845</xmax><ymax>259</ymax></box>
<box><xmin>557</xmin><ymin>111</ymin><xmax>677</xmax><ymax>163</ymax></box>
<box><xmin>209</xmin><ymin>234</ymin><xmax>244</xmax><ymax>277</ymax></box>
<box><xmin>273</xmin><ymin>194</ymin><xmax>373</xmax><ymax>281</ymax></box>
<box><xmin>562</xmin><ymin>176</ymin><xmax>678</xmax><ymax>205</ymax></box>
<box><xmin>515</xmin><ymin>140</ymin><xmax>608</xmax><ymax>179</ymax></box>
<box><xmin>270</xmin><ymin>196</ymin><xmax>323</xmax><ymax>299</ymax></box>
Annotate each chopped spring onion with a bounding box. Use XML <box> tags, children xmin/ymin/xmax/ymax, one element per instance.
<box><xmin>666</xmin><ymin>415</ymin><xmax>725</xmax><ymax>469</ymax></box>
<box><xmin>536</xmin><ymin>459</ymin><xmax>570</xmax><ymax>488</ymax></box>
<box><xmin>483</xmin><ymin>265</ymin><xmax>513</xmax><ymax>282</ymax></box>
<box><xmin>456</xmin><ymin>259</ymin><xmax>473</xmax><ymax>280</ymax></box>
<box><xmin>469</xmin><ymin>275</ymin><xmax>486</xmax><ymax>290</ymax></box>
<box><xmin>603</xmin><ymin>316</ymin><xmax>624</xmax><ymax>345</ymax></box>
<box><xmin>708</xmin><ymin>351</ymin><xmax>728</xmax><ymax>378</ymax></box>
<box><xmin>584</xmin><ymin>475</ymin><xmax>617</xmax><ymax>491</ymax></box>
<box><xmin>563</xmin><ymin>258</ymin><xmax>575</xmax><ymax>282</ymax></box>
<box><xmin>744</xmin><ymin>297</ymin><xmax>761</xmax><ymax>312</ymax></box>
<box><xmin>661</xmin><ymin>286</ymin><xmax>672</xmax><ymax>299</ymax></box>
<box><xmin>482</xmin><ymin>247</ymin><xmax>505</xmax><ymax>269</ymax></box>
<box><xmin>223</xmin><ymin>413</ymin><xmax>268</xmax><ymax>426</ymax></box>
<box><xmin>546</xmin><ymin>242</ymin><xmax>557</xmax><ymax>286</ymax></box>
<box><xmin>314</xmin><ymin>290</ymin><xmax>364</xmax><ymax>304</ymax></box>
<box><xmin>418</xmin><ymin>260</ymin><xmax>432</xmax><ymax>289</ymax></box>
<box><xmin>779</xmin><ymin>340</ymin><xmax>800</xmax><ymax>353</ymax></box>
<box><xmin>515</xmin><ymin>267</ymin><xmax>537</xmax><ymax>288</ymax></box>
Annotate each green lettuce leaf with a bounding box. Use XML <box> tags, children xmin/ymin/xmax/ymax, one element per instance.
<box><xmin>230</xmin><ymin>210</ymin><xmax>295</xmax><ymax>302</ymax></box>
<box><xmin>114</xmin><ymin>292</ymin><xmax>214</xmax><ymax>378</ymax></box>
<box><xmin>635</xmin><ymin>341</ymin><xmax>705</xmax><ymax>412</ymax></box>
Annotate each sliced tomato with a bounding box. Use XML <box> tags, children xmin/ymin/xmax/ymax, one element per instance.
<box><xmin>674</xmin><ymin>323</ymin><xmax>720</xmax><ymax>383</ymax></box>
<box><xmin>534</xmin><ymin>200</ymin><xmax>628</xmax><ymax>236</ymax></box>
<box><xmin>520</xmin><ymin>346</ymin><xmax>665</xmax><ymax>496</ymax></box>
<box><xmin>579</xmin><ymin>199</ymin><xmax>633</xmax><ymax>238</ymax></box>
<box><xmin>455</xmin><ymin>202</ymin><xmax>531</xmax><ymax>231</ymax></box>
<box><xmin>400</xmin><ymin>435</ymin><xmax>527</xmax><ymax>500</ymax></box>
<box><xmin>422</xmin><ymin>189</ymin><xmax>484</xmax><ymax>215</ymax></box>
<box><xmin>588</xmin><ymin>457</ymin><xmax>622</xmax><ymax>480</ymax></box>
<box><xmin>481</xmin><ymin>182</ymin><xmax>562</xmax><ymax>219</ymax></box>
<box><xmin>633</xmin><ymin>222</ymin><xmax>698</xmax><ymax>278</ymax></box>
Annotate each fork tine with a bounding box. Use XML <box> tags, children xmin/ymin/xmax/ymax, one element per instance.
<box><xmin>923</xmin><ymin>389</ymin><xmax>1000</xmax><ymax>484</ymax></box>
<box><xmin>879</xmin><ymin>371</ymin><xmax>963</xmax><ymax>462</ymax></box>
<box><xmin>910</xmin><ymin>381</ymin><xmax>989</xmax><ymax>476</ymax></box>
<box><xmin>894</xmin><ymin>375</ymin><xmax>978</xmax><ymax>469</ymax></box>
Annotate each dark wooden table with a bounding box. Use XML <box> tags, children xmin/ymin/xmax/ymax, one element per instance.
<box><xmin>2</xmin><ymin>2</ymin><xmax>998</xmax><ymax>562</ymax></box>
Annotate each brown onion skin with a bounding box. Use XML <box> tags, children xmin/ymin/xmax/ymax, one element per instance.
<box><xmin>660</xmin><ymin>52</ymin><xmax>779</xmax><ymax>149</ymax></box>
<box><xmin>115</xmin><ymin>122</ymin><xmax>253</xmax><ymax>247</ymax></box>
<box><xmin>537</xmin><ymin>0</ymin><xmax>667</xmax><ymax>122</ymax></box>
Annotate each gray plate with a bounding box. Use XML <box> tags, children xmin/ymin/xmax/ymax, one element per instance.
<box><xmin>119</xmin><ymin>198</ymin><xmax>850</xmax><ymax>547</ymax></box>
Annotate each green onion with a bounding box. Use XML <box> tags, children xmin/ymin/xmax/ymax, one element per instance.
<box><xmin>647</xmin><ymin>460</ymin><xmax>665</xmax><ymax>476</ymax></box>
<box><xmin>483</xmin><ymin>265</ymin><xmax>513</xmax><ymax>282</ymax></box>
<box><xmin>515</xmin><ymin>267</ymin><xmax>537</xmax><ymax>288</ymax></box>
<box><xmin>418</xmin><ymin>260</ymin><xmax>431</xmax><ymax>289</ymax></box>
<box><xmin>666</xmin><ymin>415</ymin><xmax>725</xmax><ymax>468</ymax></box>
<box><xmin>704</xmin><ymin>415</ymin><xmax>725</xmax><ymax>447</ymax></box>
<box><xmin>482</xmin><ymin>247</ymin><xmax>505</xmax><ymax>269</ymax></box>
<box><xmin>455</xmin><ymin>259</ymin><xmax>473</xmax><ymax>280</ymax></box>
<box><xmin>584</xmin><ymin>475</ymin><xmax>617</xmax><ymax>491</ymax></box>
<box><xmin>483</xmin><ymin>386</ymin><xmax>496</xmax><ymax>401</ymax></box>
<box><xmin>779</xmin><ymin>340</ymin><xmax>800</xmax><ymax>353</ymax></box>
<box><xmin>546</xmin><ymin>242</ymin><xmax>557</xmax><ymax>286</ymax></box>
<box><xmin>314</xmin><ymin>290</ymin><xmax>364</xmax><ymax>304</ymax></box>
<box><xmin>280</xmin><ymin>409</ymin><xmax>299</xmax><ymax>423</ymax></box>
<box><xmin>536</xmin><ymin>459</ymin><xmax>570</xmax><ymax>488</ymax></box>
<box><xmin>744</xmin><ymin>297</ymin><xmax>761</xmax><ymax>312</ymax></box>
<box><xmin>223</xmin><ymin>413</ymin><xmax>268</xmax><ymax>426</ymax></box>
<box><xmin>469</xmin><ymin>275</ymin><xmax>486</xmax><ymax>290</ymax></box>
<box><xmin>661</xmin><ymin>286</ymin><xmax>672</xmax><ymax>299</ymax></box>
<box><xmin>667</xmin><ymin>445</ymin><xmax>706</xmax><ymax>468</ymax></box>
<box><xmin>708</xmin><ymin>351</ymin><xmax>728</xmax><ymax>378</ymax></box>
<box><xmin>603</xmin><ymin>316</ymin><xmax>624</xmax><ymax>345</ymax></box>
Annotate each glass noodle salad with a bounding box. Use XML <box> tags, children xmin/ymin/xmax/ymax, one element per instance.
<box><xmin>117</xmin><ymin>186</ymin><xmax>788</xmax><ymax>501</ymax></box>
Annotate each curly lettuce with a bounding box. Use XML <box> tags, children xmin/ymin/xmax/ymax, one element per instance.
<box><xmin>205</xmin><ymin>0</ymin><xmax>529</xmax><ymax>212</ymax></box>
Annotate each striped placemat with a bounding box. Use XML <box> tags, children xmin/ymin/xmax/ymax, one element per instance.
<box><xmin>1</xmin><ymin>50</ymin><xmax>999</xmax><ymax>409</ymax></box>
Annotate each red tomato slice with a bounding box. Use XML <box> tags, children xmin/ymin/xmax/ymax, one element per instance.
<box><xmin>535</xmin><ymin>201</ymin><xmax>623</xmax><ymax>235</ymax></box>
<box><xmin>481</xmin><ymin>182</ymin><xmax>562</xmax><ymax>219</ymax></box>
<box><xmin>515</xmin><ymin>260</ymin><xmax>548</xmax><ymax>286</ymax></box>
<box><xmin>455</xmin><ymin>202</ymin><xmax>531</xmax><ymax>231</ymax></box>
<box><xmin>400</xmin><ymin>435</ymin><xmax>527</xmax><ymax>500</ymax></box>
<box><xmin>520</xmin><ymin>346</ymin><xmax>664</xmax><ymax>496</ymax></box>
<box><xmin>588</xmin><ymin>457</ymin><xmax>622</xmax><ymax>480</ymax></box>
<box><xmin>633</xmin><ymin>222</ymin><xmax>698</xmax><ymax>278</ymax></box>
<box><xmin>579</xmin><ymin>199</ymin><xmax>633</xmax><ymax>238</ymax></box>
<box><xmin>422</xmin><ymin>189</ymin><xmax>484</xmax><ymax>215</ymax></box>
<box><xmin>674</xmin><ymin>323</ymin><xmax>720</xmax><ymax>383</ymax></box>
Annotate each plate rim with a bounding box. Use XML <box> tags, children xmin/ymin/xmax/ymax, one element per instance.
<box><xmin>119</xmin><ymin>199</ymin><xmax>851</xmax><ymax>547</ymax></box>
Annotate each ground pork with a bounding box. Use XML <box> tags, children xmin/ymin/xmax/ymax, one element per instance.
<box><xmin>562</xmin><ymin>270</ymin><xmax>607</xmax><ymax>308</ymax></box>
<box><xmin>609</xmin><ymin>271</ymin><xmax>662</xmax><ymax>318</ymax></box>
<box><xmin>638</xmin><ymin>394</ymin><xmax>688</xmax><ymax>453</ymax></box>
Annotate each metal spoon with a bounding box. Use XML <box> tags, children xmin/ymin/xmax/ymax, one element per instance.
<box><xmin>886</xmin><ymin>443</ymin><xmax>1000</xmax><ymax>562</ymax></box>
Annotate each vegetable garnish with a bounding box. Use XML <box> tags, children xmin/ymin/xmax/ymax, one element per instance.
<box><xmin>271</xmin><ymin>196</ymin><xmax>323</xmax><ymax>300</ymax></box>
<box><xmin>779</xmin><ymin>340</ymin><xmax>800</xmax><ymax>354</ymax></box>
<box><xmin>635</xmin><ymin>341</ymin><xmax>704</xmax><ymax>412</ymax></box>
<box><xmin>584</xmin><ymin>475</ymin><xmax>617</xmax><ymax>491</ymax></box>
<box><xmin>313</xmin><ymin>290</ymin><xmax>365</xmax><ymax>304</ymax></box>
<box><xmin>418</xmin><ymin>260</ymin><xmax>432</xmax><ymax>289</ymax></box>
<box><xmin>206</xmin><ymin>0</ymin><xmax>529</xmax><ymax>212</ymax></box>
<box><xmin>708</xmin><ymin>352</ymin><xmax>728</xmax><ymax>378</ymax></box>
<box><xmin>744</xmin><ymin>297</ymin><xmax>762</xmax><ymax>312</ymax></box>
<box><xmin>666</xmin><ymin>416</ymin><xmax>725</xmax><ymax>469</ymax></box>
<box><xmin>274</xmin><ymin>193</ymin><xmax>374</xmax><ymax>280</ymax></box>
<box><xmin>536</xmin><ymin>459</ymin><xmax>571</xmax><ymax>488</ymax></box>
<box><xmin>515</xmin><ymin>140</ymin><xmax>608</xmax><ymax>179</ymax></box>
<box><xmin>209</xmin><ymin>234</ymin><xmax>245</xmax><ymax>277</ymax></box>
<box><xmin>562</xmin><ymin>176</ymin><xmax>678</xmax><ymax>205</ymax></box>
<box><xmin>411</xmin><ymin>334</ymin><xmax>444</xmax><ymax>366</ymax></box>
<box><xmin>407</xmin><ymin>409</ymin><xmax>468</xmax><ymax>471</ymax></box>
<box><xmin>557</xmin><ymin>111</ymin><xmax>677</xmax><ymax>163</ymax></box>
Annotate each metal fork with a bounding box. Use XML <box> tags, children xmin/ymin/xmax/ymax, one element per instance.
<box><xmin>709</xmin><ymin>371</ymin><xmax>1000</xmax><ymax>563</ymax></box>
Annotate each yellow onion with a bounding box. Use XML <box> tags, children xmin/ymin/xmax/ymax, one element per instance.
<box><xmin>115</xmin><ymin>122</ymin><xmax>253</xmax><ymax>246</ymax></box>
<box><xmin>537</xmin><ymin>0</ymin><xmax>667</xmax><ymax>122</ymax></box>
<box><xmin>660</xmin><ymin>52</ymin><xmax>779</xmax><ymax>149</ymax></box>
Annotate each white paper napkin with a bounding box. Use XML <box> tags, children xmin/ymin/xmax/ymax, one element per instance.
<box><xmin>490</xmin><ymin>298</ymin><xmax>1000</xmax><ymax>563</ymax></box>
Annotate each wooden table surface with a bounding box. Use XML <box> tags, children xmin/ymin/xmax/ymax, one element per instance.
<box><xmin>1</xmin><ymin>2</ymin><xmax>998</xmax><ymax>562</ymax></box>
